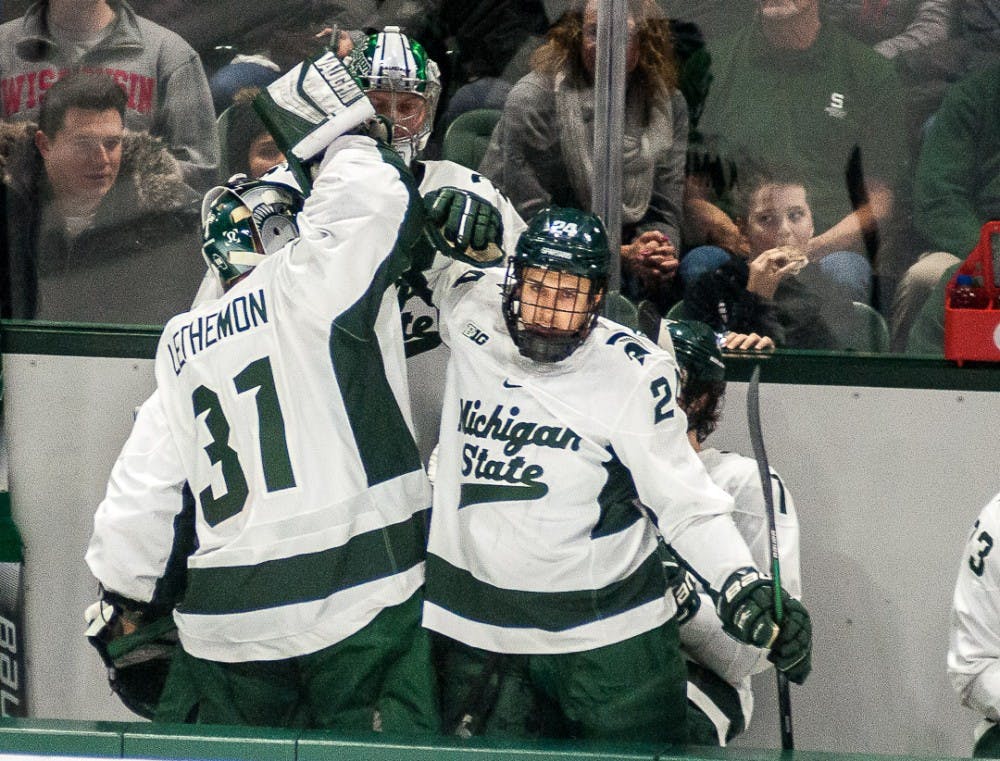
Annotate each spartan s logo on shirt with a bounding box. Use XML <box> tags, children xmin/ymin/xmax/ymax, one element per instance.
<box><xmin>824</xmin><ymin>92</ymin><xmax>846</xmax><ymax>119</ymax></box>
<box><xmin>456</xmin><ymin>399</ymin><xmax>583</xmax><ymax>508</ymax></box>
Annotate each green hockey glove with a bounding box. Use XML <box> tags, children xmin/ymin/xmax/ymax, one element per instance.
<box><xmin>424</xmin><ymin>186</ymin><xmax>504</xmax><ymax>267</ymax></box>
<box><xmin>85</xmin><ymin>599</ymin><xmax>178</xmax><ymax>718</ymax></box>
<box><xmin>768</xmin><ymin>596</ymin><xmax>811</xmax><ymax>684</ymax></box>
<box><xmin>716</xmin><ymin>567</ymin><xmax>812</xmax><ymax>684</ymax></box>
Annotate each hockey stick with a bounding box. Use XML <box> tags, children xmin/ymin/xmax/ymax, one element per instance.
<box><xmin>0</xmin><ymin>366</ymin><xmax>27</xmax><ymax>717</ymax></box>
<box><xmin>746</xmin><ymin>365</ymin><xmax>793</xmax><ymax>751</ymax></box>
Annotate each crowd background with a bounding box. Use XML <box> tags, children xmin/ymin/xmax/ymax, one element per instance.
<box><xmin>0</xmin><ymin>0</ymin><xmax>996</xmax><ymax>356</ymax></box>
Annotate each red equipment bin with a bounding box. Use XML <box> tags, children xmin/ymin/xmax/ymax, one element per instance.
<box><xmin>944</xmin><ymin>220</ymin><xmax>1000</xmax><ymax>365</ymax></box>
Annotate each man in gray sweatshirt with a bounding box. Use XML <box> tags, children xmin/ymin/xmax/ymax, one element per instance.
<box><xmin>0</xmin><ymin>0</ymin><xmax>219</xmax><ymax>191</ymax></box>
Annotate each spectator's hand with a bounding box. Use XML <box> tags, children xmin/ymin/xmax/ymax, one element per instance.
<box><xmin>746</xmin><ymin>245</ymin><xmax>807</xmax><ymax>299</ymax></box>
<box><xmin>622</xmin><ymin>231</ymin><xmax>679</xmax><ymax>294</ymax></box>
<box><xmin>721</xmin><ymin>331</ymin><xmax>775</xmax><ymax>352</ymax></box>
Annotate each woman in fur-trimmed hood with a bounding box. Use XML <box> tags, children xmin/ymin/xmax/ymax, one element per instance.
<box><xmin>0</xmin><ymin>120</ymin><xmax>205</xmax><ymax>324</ymax></box>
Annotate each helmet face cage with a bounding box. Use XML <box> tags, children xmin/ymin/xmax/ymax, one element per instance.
<box><xmin>201</xmin><ymin>178</ymin><xmax>303</xmax><ymax>287</ymax></box>
<box><xmin>346</xmin><ymin>26</ymin><xmax>441</xmax><ymax>163</ymax></box>
<box><xmin>503</xmin><ymin>207</ymin><xmax>611</xmax><ymax>362</ymax></box>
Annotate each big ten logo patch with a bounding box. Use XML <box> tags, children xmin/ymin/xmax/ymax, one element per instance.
<box><xmin>462</xmin><ymin>322</ymin><xmax>490</xmax><ymax>345</ymax></box>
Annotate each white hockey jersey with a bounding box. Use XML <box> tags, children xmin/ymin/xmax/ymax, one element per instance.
<box><xmin>191</xmin><ymin>158</ymin><xmax>526</xmax><ymax>467</ymax></box>
<box><xmin>681</xmin><ymin>448</ymin><xmax>801</xmax><ymax>744</ymax></box>
<box><xmin>421</xmin><ymin>264</ymin><xmax>756</xmax><ymax>655</ymax></box>
<box><xmin>402</xmin><ymin>159</ymin><xmax>526</xmax><ymax>463</ymax></box>
<box><xmin>86</xmin><ymin>135</ymin><xmax>432</xmax><ymax>663</ymax></box>
<box><xmin>949</xmin><ymin>493</ymin><xmax>1000</xmax><ymax>742</ymax></box>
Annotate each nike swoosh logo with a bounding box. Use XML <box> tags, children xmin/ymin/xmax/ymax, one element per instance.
<box><xmin>502</xmin><ymin>379</ymin><xmax>522</xmax><ymax>388</ymax></box>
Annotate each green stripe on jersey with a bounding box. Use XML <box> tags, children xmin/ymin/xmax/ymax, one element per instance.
<box><xmin>425</xmin><ymin>550</ymin><xmax>665</xmax><ymax>632</ymax></box>
<box><xmin>179</xmin><ymin>509</ymin><xmax>429</xmax><ymax>615</ymax></box>
<box><xmin>329</xmin><ymin>142</ymin><xmax>426</xmax><ymax>488</ymax></box>
<box><xmin>591</xmin><ymin>447</ymin><xmax>643</xmax><ymax>539</ymax></box>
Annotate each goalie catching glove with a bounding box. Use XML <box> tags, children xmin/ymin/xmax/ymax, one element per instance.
<box><xmin>423</xmin><ymin>186</ymin><xmax>505</xmax><ymax>267</ymax></box>
<box><xmin>716</xmin><ymin>567</ymin><xmax>812</xmax><ymax>684</ymax></box>
<box><xmin>85</xmin><ymin>599</ymin><xmax>178</xmax><ymax>719</ymax></box>
<box><xmin>254</xmin><ymin>49</ymin><xmax>377</xmax><ymax>189</ymax></box>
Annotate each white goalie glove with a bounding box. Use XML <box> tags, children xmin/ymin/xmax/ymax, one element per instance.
<box><xmin>254</xmin><ymin>49</ymin><xmax>376</xmax><ymax>177</ymax></box>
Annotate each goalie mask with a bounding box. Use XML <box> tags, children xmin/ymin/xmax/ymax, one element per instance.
<box><xmin>503</xmin><ymin>207</ymin><xmax>609</xmax><ymax>363</ymax></box>
<box><xmin>345</xmin><ymin>26</ymin><xmax>441</xmax><ymax>165</ymax></box>
<box><xmin>666</xmin><ymin>319</ymin><xmax>726</xmax><ymax>443</ymax></box>
<box><xmin>201</xmin><ymin>173</ymin><xmax>304</xmax><ymax>288</ymax></box>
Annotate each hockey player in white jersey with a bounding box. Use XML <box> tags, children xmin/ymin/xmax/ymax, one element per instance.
<box><xmin>949</xmin><ymin>494</ymin><xmax>1000</xmax><ymax>757</ymax></box>
<box><xmin>343</xmin><ymin>26</ymin><xmax>526</xmax><ymax>461</ymax></box>
<box><xmin>663</xmin><ymin>319</ymin><xmax>805</xmax><ymax>745</ymax></box>
<box><xmin>85</xmin><ymin>50</ymin><xmax>440</xmax><ymax>731</ymax></box>
<box><xmin>420</xmin><ymin>206</ymin><xmax>812</xmax><ymax>742</ymax></box>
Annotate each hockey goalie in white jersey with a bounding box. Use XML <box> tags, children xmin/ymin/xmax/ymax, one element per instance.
<box><xmin>342</xmin><ymin>25</ymin><xmax>526</xmax><ymax>462</ymax></box>
<box><xmin>664</xmin><ymin>319</ymin><xmax>805</xmax><ymax>745</ymax></box>
<box><xmin>85</xmin><ymin>50</ymin><xmax>441</xmax><ymax>730</ymax></box>
<box><xmin>419</xmin><ymin>206</ymin><xmax>812</xmax><ymax>742</ymax></box>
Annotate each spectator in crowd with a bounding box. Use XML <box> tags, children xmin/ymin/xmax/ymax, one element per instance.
<box><xmin>0</xmin><ymin>0</ymin><xmax>218</xmax><ymax>192</ymax></box>
<box><xmin>478</xmin><ymin>0</ymin><xmax>688</xmax><ymax>314</ymax></box>
<box><xmin>682</xmin><ymin>167</ymin><xmax>857</xmax><ymax>350</ymax></box>
<box><xmin>948</xmin><ymin>489</ymin><xmax>1000</xmax><ymax>757</ymax></box>
<box><xmin>218</xmin><ymin>88</ymin><xmax>285</xmax><ymax>181</ymax></box>
<box><xmin>891</xmin><ymin>62</ymin><xmax>1000</xmax><ymax>352</ymax></box>
<box><xmin>420</xmin><ymin>206</ymin><xmax>811</xmax><ymax>742</ymax></box>
<box><xmin>435</xmin><ymin>0</ymin><xmax>549</xmax><ymax>136</ymax></box>
<box><xmin>661</xmin><ymin>318</ymin><xmax>803</xmax><ymax>746</ymax></box>
<box><xmin>822</xmin><ymin>0</ymin><xmax>954</xmax><ymax>60</ymax></box>
<box><xmin>85</xmin><ymin>51</ymin><xmax>441</xmax><ymax>731</ymax></box>
<box><xmin>821</xmin><ymin>0</ymin><xmax>957</xmax><ymax>159</ymax></box>
<box><xmin>0</xmin><ymin>71</ymin><xmax>202</xmax><ymax>323</ymax></box>
<box><xmin>686</xmin><ymin>0</ymin><xmax>909</xmax><ymax>310</ymax></box>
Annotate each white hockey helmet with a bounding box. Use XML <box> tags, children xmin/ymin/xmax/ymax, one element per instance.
<box><xmin>345</xmin><ymin>26</ymin><xmax>441</xmax><ymax>164</ymax></box>
<box><xmin>200</xmin><ymin>167</ymin><xmax>304</xmax><ymax>288</ymax></box>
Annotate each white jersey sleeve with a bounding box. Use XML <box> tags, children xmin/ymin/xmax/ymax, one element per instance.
<box><xmin>85</xmin><ymin>390</ymin><xmax>189</xmax><ymax>604</ymax></box>
<box><xmin>949</xmin><ymin>494</ymin><xmax>1000</xmax><ymax>722</ymax></box>
<box><xmin>681</xmin><ymin>450</ymin><xmax>801</xmax><ymax>682</ymax></box>
<box><xmin>609</xmin><ymin>364</ymin><xmax>755</xmax><ymax>593</ymax></box>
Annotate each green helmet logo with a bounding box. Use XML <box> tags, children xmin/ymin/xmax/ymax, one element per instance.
<box><xmin>512</xmin><ymin>206</ymin><xmax>611</xmax><ymax>279</ymax></box>
<box><xmin>201</xmin><ymin>175</ymin><xmax>304</xmax><ymax>288</ymax></box>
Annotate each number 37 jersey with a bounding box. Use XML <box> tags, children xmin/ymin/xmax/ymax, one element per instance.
<box><xmin>86</xmin><ymin>135</ymin><xmax>431</xmax><ymax>663</ymax></box>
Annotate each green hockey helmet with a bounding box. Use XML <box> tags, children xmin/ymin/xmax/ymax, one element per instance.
<box><xmin>512</xmin><ymin>206</ymin><xmax>611</xmax><ymax>278</ymax></box>
<box><xmin>201</xmin><ymin>172</ymin><xmax>304</xmax><ymax>288</ymax></box>
<box><xmin>345</xmin><ymin>26</ymin><xmax>441</xmax><ymax>164</ymax></box>
<box><xmin>666</xmin><ymin>319</ymin><xmax>726</xmax><ymax>383</ymax></box>
<box><xmin>503</xmin><ymin>207</ymin><xmax>610</xmax><ymax>362</ymax></box>
<box><xmin>666</xmin><ymin>319</ymin><xmax>726</xmax><ymax>443</ymax></box>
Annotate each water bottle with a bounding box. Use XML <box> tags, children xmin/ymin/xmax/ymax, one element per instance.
<box><xmin>951</xmin><ymin>274</ymin><xmax>989</xmax><ymax>309</ymax></box>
